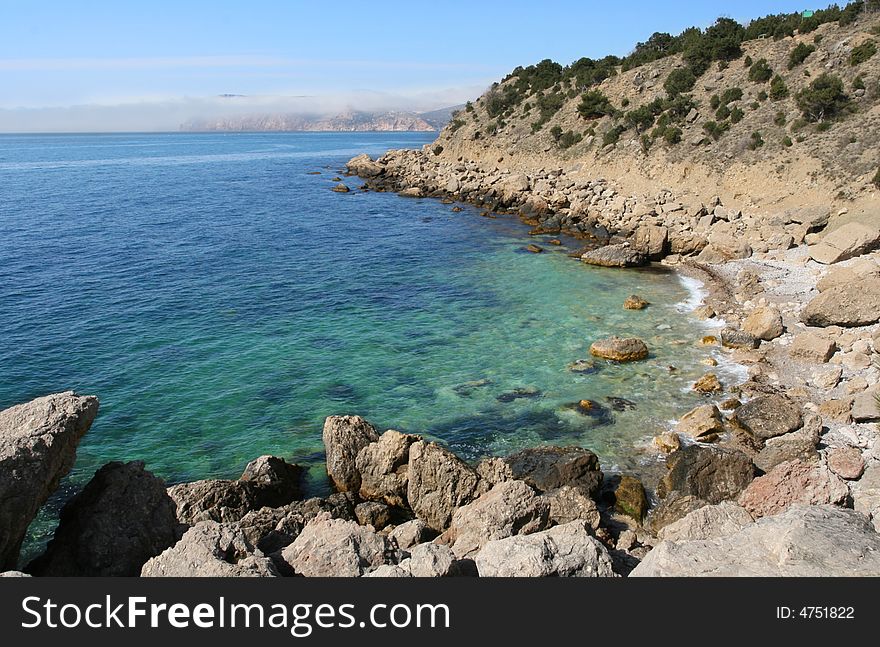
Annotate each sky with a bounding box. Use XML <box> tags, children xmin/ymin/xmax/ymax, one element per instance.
<box><xmin>0</xmin><ymin>0</ymin><xmax>818</xmax><ymax>131</ymax></box>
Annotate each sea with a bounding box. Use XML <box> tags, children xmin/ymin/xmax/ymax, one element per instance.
<box><xmin>0</xmin><ymin>132</ymin><xmax>741</xmax><ymax>561</ymax></box>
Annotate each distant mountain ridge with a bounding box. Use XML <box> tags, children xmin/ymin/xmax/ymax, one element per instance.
<box><xmin>181</xmin><ymin>109</ymin><xmax>443</xmax><ymax>132</ymax></box>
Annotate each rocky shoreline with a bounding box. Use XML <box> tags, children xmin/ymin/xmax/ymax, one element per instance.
<box><xmin>1</xmin><ymin>145</ymin><xmax>879</xmax><ymax>577</ymax></box>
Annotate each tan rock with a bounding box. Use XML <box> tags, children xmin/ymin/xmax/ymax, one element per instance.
<box><xmin>692</xmin><ymin>373</ymin><xmax>723</xmax><ymax>394</ymax></box>
<box><xmin>790</xmin><ymin>332</ymin><xmax>837</xmax><ymax>363</ymax></box>
<box><xmin>653</xmin><ymin>432</ymin><xmax>681</xmax><ymax>454</ymax></box>
<box><xmin>589</xmin><ymin>336</ymin><xmax>649</xmax><ymax>362</ymax></box>
<box><xmin>676</xmin><ymin>404</ymin><xmax>724</xmax><ymax>440</ymax></box>
<box><xmin>742</xmin><ymin>306</ymin><xmax>784</xmax><ymax>340</ymax></box>
<box><xmin>808</xmin><ymin>222</ymin><xmax>880</xmax><ymax>265</ymax></box>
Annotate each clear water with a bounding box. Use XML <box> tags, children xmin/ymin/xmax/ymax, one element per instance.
<box><xmin>0</xmin><ymin>132</ymin><xmax>738</xmax><ymax>560</ymax></box>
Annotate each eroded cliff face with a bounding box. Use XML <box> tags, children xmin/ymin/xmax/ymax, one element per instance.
<box><xmin>429</xmin><ymin>16</ymin><xmax>880</xmax><ymax>227</ymax></box>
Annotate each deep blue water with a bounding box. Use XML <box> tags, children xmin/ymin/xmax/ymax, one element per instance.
<box><xmin>0</xmin><ymin>132</ymin><xmax>737</xmax><ymax>558</ymax></box>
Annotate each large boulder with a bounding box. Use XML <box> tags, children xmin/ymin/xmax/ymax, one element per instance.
<box><xmin>168</xmin><ymin>455</ymin><xmax>302</xmax><ymax>524</ymax></box>
<box><xmin>27</xmin><ymin>461</ymin><xmax>178</xmax><ymax>576</ymax></box>
<box><xmin>789</xmin><ymin>332</ymin><xmax>837</xmax><ymax>362</ymax></box>
<box><xmin>443</xmin><ymin>480</ymin><xmax>550</xmax><ymax>558</ymax></box>
<box><xmin>800</xmin><ymin>277</ymin><xmax>880</xmax><ymax>327</ymax></box>
<box><xmin>356</xmin><ymin>430</ymin><xmax>418</xmax><ymax>508</ymax></box>
<box><xmin>676</xmin><ymin>404</ymin><xmax>724</xmax><ymax>441</ymax></box>
<box><xmin>474</xmin><ymin>521</ymin><xmax>616</xmax><ymax>577</ymax></box>
<box><xmin>0</xmin><ymin>392</ymin><xmax>99</xmax><ymax>570</ymax></box>
<box><xmin>657</xmin><ymin>446</ymin><xmax>755</xmax><ymax>504</ymax></box>
<box><xmin>658</xmin><ymin>502</ymin><xmax>754</xmax><ymax>542</ymax></box>
<box><xmin>808</xmin><ymin>222</ymin><xmax>880</xmax><ymax>264</ymax></box>
<box><xmin>752</xmin><ymin>416</ymin><xmax>820</xmax><ymax>473</ymax></box>
<box><xmin>407</xmin><ymin>441</ymin><xmax>484</xmax><ymax>531</ymax></box>
<box><xmin>731</xmin><ymin>395</ymin><xmax>803</xmax><ymax>441</ymax></box>
<box><xmin>647</xmin><ymin>492</ymin><xmax>709</xmax><ymax>534</ymax></box>
<box><xmin>542</xmin><ymin>485</ymin><xmax>600</xmax><ymax>528</ymax></box>
<box><xmin>615</xmin><ymin>475</ymin><xmax>648</xmax><ymax>523</ymax></box>
<box><xmin>738</xmin><ymin>459</ymin><xmax>848</xmax><ymax>518</ymax></box>
<box><xmin>817</xmin><ymin>258</ymin><xmax>880</xmax><ymax>292</ymax></box>
<box><xmin>323</xmin><ymin>415</ymin><xmax>379</xmax><ymax>493</ymax></box>
<box><xmin>634</xmin><ymin>225</ymin><xmax>669</xmax><ymax>261</ymax></box>
<box><xmin>346</xmin><ymin>153</ymin><xmax>384</xmax><ymax>178</ymax></box>
<box><xmin>742</xmin><ymin>306</ymin><xmax>784</xmax><ymax>341</ymax></box>
<box><xmin>589</xmin><ymin>337</ymin><xmax>649</xmax><ymax>362</ymax></box>
<box><xmin>504</xmin><ymin>446</ymin><xmax>603</xmax><ymax>496</ymax></box>
<box><xmin>580</xmin><ymin>244</ymin><xmax>647</xmax><ymax>268</ymax></box>
<box><xmin>141</xmin><ymin>522</ymin><xmax>278</xmax><ymax>577</ymax></box>
<box><xmin>632</xmin><ymin>505</ymin><xmax>880</xmax><ymax>576</ymax></box>
<box><xmin>786</xmin><ymin>205</ymin><xmax>830</xmax><ymax>230</ymax></box>
<box><xmin>280</xmin><ymin>512</ymin><xmax>391</xmax><ymax>577</ymax></box>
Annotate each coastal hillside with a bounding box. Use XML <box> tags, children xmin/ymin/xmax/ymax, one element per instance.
<box><xmin>431</xmin><ymin>4</ymin><xmax>880</xmax><ymax>221</ymax></box>
<box><xmin>182</xmin><ymin>109</ymin><xmax>437</xmax><ymax>132</ymax></box>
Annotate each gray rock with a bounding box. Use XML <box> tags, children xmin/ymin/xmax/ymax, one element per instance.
<box><xmin>753</xmin><ymin>416</ymin><xmax>820</xmax><ymax>472</ymax></box>
<box><xmin>0</xmin><ymin>392</ymin><xmax>99</xmax><ymax>570</ymax></box>
<box><xmin>404</xmin><ymin>543</ymin><xmax>460</xmax><ymax>577</ymax></box>
<box><xmin>632</xmin><ymin>505</ymin><xmax>880</xmax><ymax>576</ymax></box>
<box><xmin>658</xmin><ymin>502</ymin><xmax>754</xmax><ymax>542</ymax></box>
<box><xmin>542</xmin><ymin>485</ymin><xmax>600</xmax><ymax>528</ymax></box>
<box><xmin>732</xmin><ymin>395</ymin><xmax>803</xmax><ymax>440</ymax></box>
<box><xmin>354</xmin><ymin>501</ymin><xmax>392</xmax><ymax>530</ymax></box>
<box><xmin>851</xmin><ymin>389</ymin><xmax>880</xmax><ymax>422</ymax></box>
<box><xmin>720</xmin><ymin>328</ymin><xmax>759</xmax><ymax>349</ymax></box>
<box><xmin>657</xmin><ymin>445</ymin><xmax>755</xmax><ymax>504</ymax></box>
<box><xmin>323</xmin><ymin>415</ymin><xmax>379</xmax><ymax>493</ymax></box>
<box><xmin>407</xmin><ymin>441</ymin><xmax>484</xmax><ymax>531</ymax></box>
<box><xmin>580</xmin><ymin>244</ymin><xmax>647</xmax><ymax>268</ymax></box>
<box><xmin>280</xmin><ymin>512</ymin><xmax>391</xmax><ymax>577</ymax></box>
<box><xmin>504</xmin><ymin>446</ymin><xmax>603</xmax><ymax>496</ymax></box>
<box><xmin>475</xmin><ymin>456</ymin><xmax>515</xmax><ymax>486</ymax></box>
<box><xmin>388</xmin><ymin>519</ymin><xmax>432</xmax><ymax>550</ymax></box>
<box><xmin>346</xmin><ymin>154</ymin><xmax>384</xmax><ymax>178</ymax></box>
<box><xmin>443</xmin><ymin>480</ymin><xmax>550</xmax><ymax>557</ymax></box>
<box><xmin>168</xmin><ymin>455</ymin><xmax>302</xmax><ymax>524</ymax></box>
<box><xmin>356</xmin><ymin>430</ymin><xmax>418</xmax><ymax>508</ymax></box>
<box><xmin>27</xmin><ymin>461</ymin><xmax>178</xmax><ymax>576</ymax></box>
<box><xmin>475</xmin><ymin>521</ymin><xmax>616</xmax><ymax>577</ymax></box>
<box><xmin>851</xmin><ymin>464</ymin><xmax>880</xmax><ymax>528</ymax></box>
<box><xmin>648</xmin><ymin>493</ymin><xmax>709</xmax><ymax>533</ymax></box>
<box><xmin>801</xmin><ymin>277</ymin><xmax>880</xmax><ymax>327</ymax></box>
<box><xmin>141</xmin><ymin>521</ymin><xmax>278</xmax><ymax>577</ymax></box>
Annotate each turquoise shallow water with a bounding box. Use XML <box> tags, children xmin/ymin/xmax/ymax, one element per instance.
<box><xmin>0</xmin><ymin>132</ymin><xmax>737</xmax><ymax>559</ymax></box>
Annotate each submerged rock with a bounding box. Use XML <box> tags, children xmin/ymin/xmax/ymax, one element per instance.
<box><xmin>27</xmin><ymin>461</ymin><xmax>178</xmax><ymax>577</ymax></box>
<box><xmin>496</xmin><ymin>386</ymin><xmax>542</xmax><ymax>403</ymax></box>
<box><xmin>0</xmin><ymin>392</ymin><xmax>99</xmax><ymax>570</ymax></box>
<box><xmin>692</xmin><ymin>373</ymin><xmax>722</xmax><ymax>394</ymax></box>
<box><xmin>623</xmin><ymin>295</ymin><xmax>649</xmax><ymax>310</ymax></box>
<box><xmin>589</xmin><ymin>336</ymin><xmax>649</xmax><ymax>362</ymax></box>
<box><xmin>331</xmin><ymin>183</ymin><xmax>350</xmax><ymax>193</ymax></box>
<box><xmin>633</xmin><ymin>505</ymin><xmax>880</xmax><ymax>576</ymax></box>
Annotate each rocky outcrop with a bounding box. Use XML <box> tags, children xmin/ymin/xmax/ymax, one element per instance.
<box><xmin>738</xmin><ymin>459</ymin><xmax>848</xmax><ymax>518</ymax></box>
<box><xmin>589</xmin><ymin>337</ymin><xmax>649</xmax><ymax>362</ymax></box>
<box><xmin>504</xmin><ymin>446</ymin><xmax>603</xmax><ymax>496</ymax></box>
<box><xmin>474</xmin><ymin>521</ymin><xmax>616</xmax><ymax>577</ymax></box>
<box><xmin>356</xmin><ymin>430</ymin><xmax>418</xmax><ymax>508</ymax></box>
<box><xmin>27</xmin><ymin>461</ymin><xmax>178</xmax><ymax>577</ymax></box>
<box><xmin>442</xmin><ymin>480</ymin><xmax>550</xmax><ymax>558</ymax></box>
<box><xmin>800</xmin><ymin>277</ymin><xmax>880</xmax><ymax>327</ymax></box>
<box><xmin>141</xmin><ymin>521</ymin><xmax>278</xmax><ymax>577</ymax></box>
<box><xmin>632</xmin><ymin>505</ymin><xmax>880</xmax><ymax>576</ymax></box>
<box><xmin>323</xmin><ymin>415</ymin><xmax>379</xmax><ymax>492</ymax></box>
<box><xmin>168</xmin><ymin>455</ymin><xmax>302</xmax><ymax>524</ymax></box>
<box><xmin>657</xmin><ymin>446</ymin><xmax>754</xmax><ymax>504</ymax></box>
<box><xmin>407</xmin><ymin>441</ymin><xmax>484</xmax><ymax>531</ymax></box>
<box><xmin>280</xmin><ymin>512</ymin><xmax>392</xmax><ymax>577</ymax></box>
<box><xmin>580</xmin><ymin>244</ymin><xmax>647</xmax><ymax>268</ymax></box>
<box><xmin>0</xmin><ymin>392</ymin><xmax>99</xmax><ymax>570</ymax></box>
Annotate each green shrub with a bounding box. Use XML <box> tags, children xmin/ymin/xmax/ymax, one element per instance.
<box><xmin>432</xmin><ymin>145</ymin><xmax>444</xmax><ymax>155</ymax></box>
<box><xmin>782</xmin><ymin>135</ymin><xmax>793</xmax><ymax>147</ymax></box>
<box><xmin>621</xmin><ymin>98</ymin><xmax>630</xmax><ymax>108</ymax></box>
<box><xmin>558</xmin><ymin>130</ymin><xmax>584</xmax><ymax>149</ymax></box>
<box><xmin>744</xmin><ymin>55</ymin><xmax>753</xmax><ymax>68</ymax></box>
<box><xmin>749</xmin><ymin>131</ymin><xmax>765</xmax><ymax>150</ymax></box>
<box><xmin>577</xmin><ymin>90</ymin><xmax>615</xmax><ymax>119</ymax></box>
<box><xmin>664</xmin><ymin>127</ymin><xmax>683</xmax><ymax>144</ymax></box>
<box><xmin>602</xmin><ymin>125</ymin><xmax>627</xmax><ymax>147</ymax></box>
<box><xmin>721</xmin><ymin>87</ymin><xmax>744</xmax><ymax>104</ymax></box>
<box><xmin>550</xmin><ymin>125</ymin><xmax>563</xmax><ymax>141</ymax></box>
<box><xmin>796</xmin><ymin>73</ymin><xmax>849</xmax><ymax>122</ymax></box>
<box><xmin>625</xmin><ymin>99</ymin><xmax>665</xmax><ymax>132</ymax></box>
<box><xmin>839</xmin><ymin>1</ymin><xmax>863</xmax><ymax>26</ymax></box>
<box><xmin>758</xmin><ymin>90</ymin><xmax>769</xmax><ymax>101</ymax></box>
<box><xmin>749</xmin><ymin>58</ymin><xmax>773</xmax><ymax>83</ymax></box>
<box><xmin>715</xmin><ymin>104</ymin><xmax>731</xmax><ymax>120</ymax></box>
<box><xmin>790</xmin><ymin>117</ymin><xmax>808</xmax><ymax>130</ymax></box>
<box><xmin>770</xmin><ymin>75</ymin><xmax>790</xmax><ymax>100</ymax></box>
<box><xmin>703</xmin><ymin>120</ymin><xmax>731</xmax><ymax>140</ymax></box>
<box><xmin>449</xmin><ymin>119</ymin><xmax>465</xmax><ymax>132</ymax></box>
<box><xmin>465</xmin><ymin>102</ymin><xmax>474</xmax><ymax>113</ymax></box>
<box><xmin>814</xmin><ymin>34</ymin><xmax>824</xmax><ymax>44</ymax></box>
<box><xmin>774</xmin><ymin>111</ymin><xmax>787</xmax><ymax>126</ymax></box>
<box><xmin>640</xmin><ymin>134</ymin><xmax>653</xmax><ymax>152</ymax></box>
<box><xmin>750</xmin><ymin>101</ymin><xmax>760</xmax><ymax>110</ymax></box>
<box><xmin>796</xmin><ymin>134</ymin><xmax>807</xmax><ymax>142</ymax></box>
<box><xmin>710</xmin><ymin>94</ymin><xmax>721</xmax><ymax>109</ymax></box>
<box><xmin>850</xmin><ymin>41</ymin><xmax>877</xmax><ymax>66</ymax></box>
<box><xmin>788</xmin><ymin>43</ymin><xmax>816</xmax><ymax>69</ymax></box>
<box><xmin>665</xmin><ymin>67</ymin><xmax>697</xmax><ymax>97</ymax></box>
<box><xmin>853</xmin><ymin>75</ymin><xmax>866</xmax><ymax>91</ymax></box>
<box><xmin>730</xmin><ymin>106</ymin><xmax>745</xmax><ymax>123</ymax></box>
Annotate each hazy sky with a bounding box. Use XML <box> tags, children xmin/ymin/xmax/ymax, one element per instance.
<box><xmin>1</xmin><ymin>0</ymin><xmax>814</xmax><ymax>131</ymax></box>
